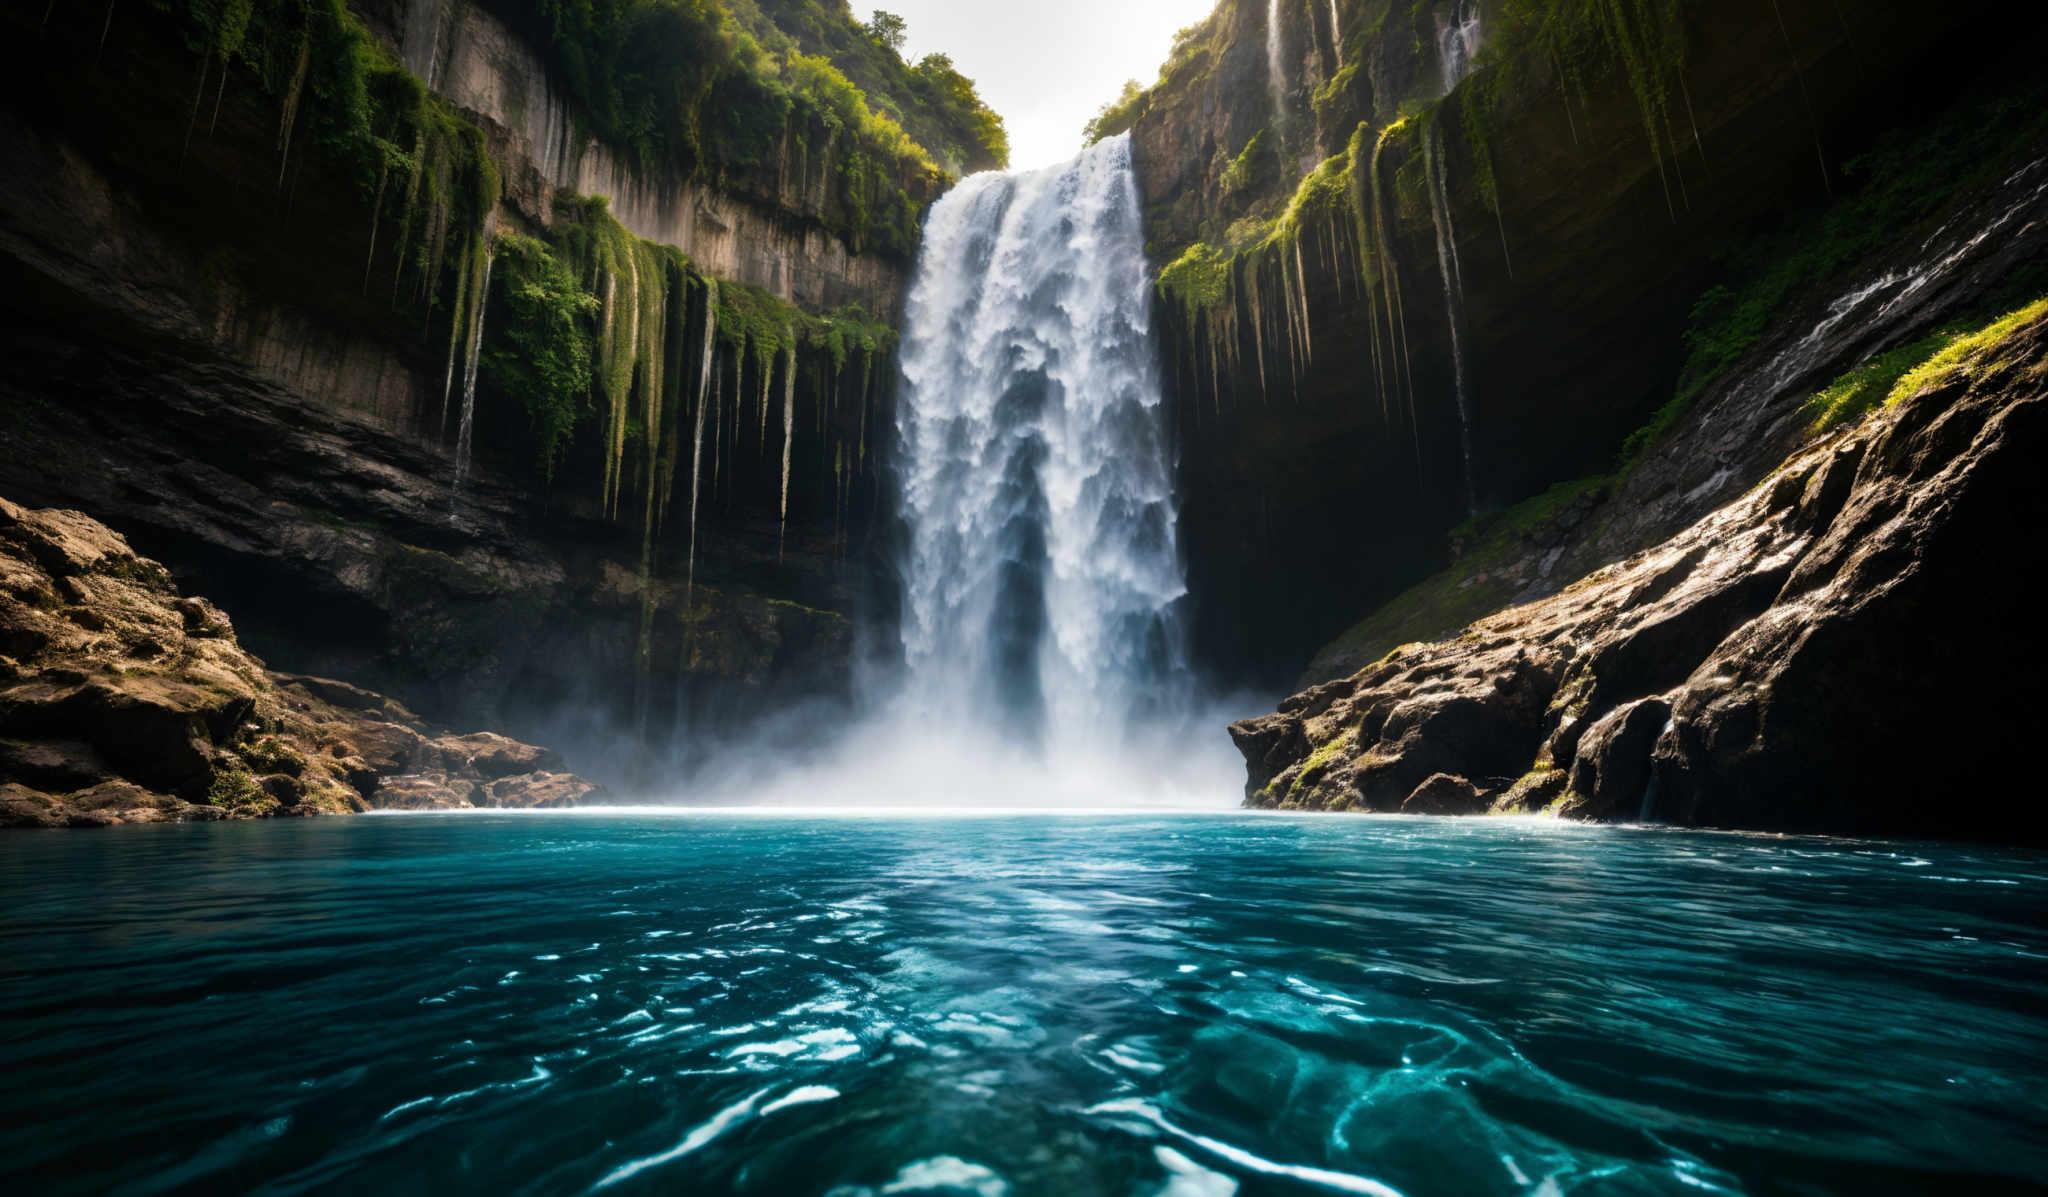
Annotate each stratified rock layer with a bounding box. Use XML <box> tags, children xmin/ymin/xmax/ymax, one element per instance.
<box><xmin>0</xmin><ymin>497</ymin><xmax>601</xmax><ymax>827</ymax></box>
<box><xmin>1234</xmin><ymin>313</ymin><xmax>2048</xmax><ymax>840</ymax></box>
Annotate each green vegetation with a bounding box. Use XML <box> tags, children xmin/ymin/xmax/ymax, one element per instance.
<box><xmin>1220</xmin><ymin>130</ymin><xmax>1280</xmax><ymax>202</ymax></box>
<box><xmin>1084</xmin><ymin>79</ymin><xmax>1147</xmax><ymax>146</ymax></box>
<box><xmin>239</xmin><ymin>736</ymin><xmax>307</xmax><ymax>776</ymax></box>
<box><xmin>477</xmin><ymin>0</ymin><xmax>1005</xmax><ymax>254</ymax></box>
<box><xmin>1274</xmin><ymin>724</ymin><xmax>1360</xmax><ymax>804</ymax></box>
<box><xmin>166</xmin><ymin>0</ymin><xmax>501</xmax><ymax>322</ymax></box>
<box><xmin>1805</xmin><ymin>330</ymin><xmax>1956</xmax><ymax>432</ymax></box>
<box><xmin>1886</xmin><ymin>296</ymin><xmax>2048</xmax><ymax>404</ymax></box>
<box><xmin>1619</xmin><ymin>84</ymin><xmax>2048</xmax><ymax>473</ymax></box>
<box><xmin>205</xmin><ymin>767</ymin><xmax>264</xmax><ymax>808</ymax></box>
<box><xmin>474</xmin><ymin>193</ymin><xmax>893</xmax><ymax>526</ymax></box>
<box><xmin>485</xmin><ymin>233</ymin><xmax>602</xmax><ymax>478</ymax></box>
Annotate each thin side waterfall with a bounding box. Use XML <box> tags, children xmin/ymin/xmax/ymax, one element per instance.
<box><xmin>452</xmin><ymin>252</ymin><xmax>495</xmax><ymax>499</ymax></box>
<box><xmin>778</xmin><ymin>342</ymin><xmax>795</xmax><ymax>562</ymax></box>
<box><xmin>1425</xmin><ymin>126</ymin><xmax>1477</xmax><ymax>516</ymax></box>
<box><xmin>685</xmin><ymin>282</ymin><xmax>718</xmax><ymax>610</ymax></box>
<box><xmin>892</xmin><ymin>133</ymin><xmax>1189</xmax><ymax>753</ymax></box>
<box><xmin>1328</xmin><ymin>0</ymin><xmax>1344</xmax><ymax>66</ymax></box>
<box><xmin>1438</xmin><ymin>0</ymin><xmax>1482</xmax><ymax>95</ymax></box>
<box><xmin>1267</xmin><ymin>0</ymin><xmax>1289</xmax><ymax>132</ymax></box>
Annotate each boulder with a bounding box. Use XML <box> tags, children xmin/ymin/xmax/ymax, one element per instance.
<box><xmin>1402</xmin><ymin>773</ymin><xmax>1486</xmax><ymax>816</ymax></box>
<box><xmin>1564</xmin><ymin>698</ymin><xmax>1673</xmax><ymax>821</ymax></box>
<box><xmin>483</xmin><ymin>771</ymin><xmax>603</xmax><ymax>809</ymax></box>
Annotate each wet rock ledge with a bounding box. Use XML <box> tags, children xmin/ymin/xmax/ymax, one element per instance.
<box><xmin>1233</xmin><ymin>311</ymin><xmax>2048</xmax><ymax>841</ymax></box>
<box><xmin>0</xmin><ymin>496</ymin><xmax>601</xmax><ymax>827</ymax></box>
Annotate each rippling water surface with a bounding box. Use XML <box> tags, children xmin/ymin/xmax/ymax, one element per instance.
<box><xmin>3</xmin><ymin>812</ymin><xmax>2045</xmax><ymax>1195</ymax></box>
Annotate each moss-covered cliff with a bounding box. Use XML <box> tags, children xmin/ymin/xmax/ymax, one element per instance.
<box><xmin>1114</xmin><ymin>0</ymin><xmax>2044</xmax><ymax>689</ymax></box>
<box><xmin>0</xmin><ymin>0</ymin><xmax>992</xmax><ymax>781</ymax></box>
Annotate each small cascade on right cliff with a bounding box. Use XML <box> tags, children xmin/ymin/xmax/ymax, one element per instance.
<box><xmin>1267</xmin><ymin>0</ymin><xmax>1291</xmax><ymax>134</ymax></box>
<box><xmin>889</xmin><ymin>133</ymin><xmax>1191</xmax><ymax>766</ymax></box>
<box><xmin>451</xmin><ymin>251</ymin><xmax>495</xmax><ymax>500</ymax></box>
<box><xmin>1424</xmin><ymin>128</ymin><xmax>1477</xmax><ymax>517</ymax></box>
<box><xmin>1437</xmin><ymin>0</ymin><xmax>1483</xmax><ymax>95</ymax></box>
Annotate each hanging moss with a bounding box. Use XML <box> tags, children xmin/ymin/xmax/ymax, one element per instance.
<box><xmin>483</xmin><ymin>233</ymin><xmax>600</xmax><ymax>478</ymax></box>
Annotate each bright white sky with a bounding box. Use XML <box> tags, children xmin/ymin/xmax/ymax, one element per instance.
<box><xmin>878</xmin><ymin>0</ymin><xmax>1223</xmax><ymax>171</ymax></box>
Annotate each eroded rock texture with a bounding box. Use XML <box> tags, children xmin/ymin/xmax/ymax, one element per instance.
<box><xmin>1</xmin><ymin>497</ymin><xmax>601</xmax><ymax>827</ymax></box>
<box><xmin>1235</xmin><ymin>314</ymin><xmax>2048</xmax><ymax>840</ymax></box>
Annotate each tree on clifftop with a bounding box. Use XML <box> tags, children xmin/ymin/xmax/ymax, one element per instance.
<box><xmin>865</xmin><ymin>10</ymin><xmax>907</xmax><ymax>55</ymax></box>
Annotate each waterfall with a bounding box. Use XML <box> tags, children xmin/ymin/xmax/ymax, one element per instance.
<box><xmin>1328</xmin><ymin>0</ymin><xmax>1344</xmax><ymax>66</ymax></box>
<box><xmin>892</xmin><ymin>133</ymin><xmax>1189</xmax><ymax>752</ymax></box>
<box><xmin>1267</xmin><ymin>0</ymin><xmax>1290</xmax><ymax>133</ymax></box>
<box><xmin>452</xmin><ymin>252</ymin><xmax>495</xmax><ymax>498</ymax></box>
<box><xmin>778</xmin><ymin>342</ymin><xmax>795</xmax><ymax>562</ymax></box>
<box><xmin>1438</xmin><ymin>0</ymin><xmax>1483</xmax><ymax>95</ymax></box>
<box><xmin>1424</xmin><ymin>127</ymin><xmax>1477</xmax><ymax>516</ymax></box>
<box><xmin>685</xmin><ymin>282</ymin><xmax>718</xmax><ymax>609</ymax></box>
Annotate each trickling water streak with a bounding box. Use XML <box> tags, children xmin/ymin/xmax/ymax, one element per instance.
<box><xmin>1267</xmin><ymin>0</ymin><xmax>1289</xmax><ymax>132</ymax></box>
<box><xmin>1328</xmin><ymin>0</ymin><xmax>1343</xmax><ymax>65</ymax></box>
<box><xmin>1425</xmin><ymin>127</ymin><xmax>1478</xmax><ymax>517</ymax></box>
<box><xmin>894</xmin><ymin>134</ymin><xmax>1189</xmax><ymax>749</ymax></box>
<box><xmin>778</xmin><ymin>342</ymin><xmax>795</xmax><ymax>562</ymax></box>
<box><xmin>686</xmin><ymin>282</ymin><xmax>718</xmax><ymax>610</ymax></box>
<box><xmin>453</xmin><ymin>252</ymin><xmax>495</xmax><ymax>498</ymax></box>
<box><xmin>1438</xmin><ymin>0</ymin><xmax>1482</xmax><ymax>95</ymax></box>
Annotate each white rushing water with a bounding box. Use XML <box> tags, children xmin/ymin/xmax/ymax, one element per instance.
<box><xmin>891</xmin><ymin>134</ymin><xmax>1191</xmax><ymax>759</ymax></box>
<box><xmin>1437</xmin><ymin>0</ymin><xmax>1483</xmax><ymax>95</ymax></box>
<box><xmin>452</xmin><ymin>252</ymin><xmax>495</xmax><ymax>499</ymax></box>
<box><xmin>1423</xmin><ymin>128</ymin><xmax>1477</xmax><ymax>517</ymax></box>
<box><xmin>1267</xmin><ymin>0</ymin><xmax>1290</xmax><ymax>131</ymax></box>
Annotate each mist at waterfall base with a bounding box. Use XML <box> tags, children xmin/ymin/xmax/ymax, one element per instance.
<box><xmin>611</xmin><ymin>134</ymin><xmax>1253</xmax><ymax>809</ymax></box>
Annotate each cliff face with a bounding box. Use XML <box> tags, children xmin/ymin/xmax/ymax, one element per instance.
<box><xmin>377</xmin><ymin>0</ymin><xmax>911</xmax><ymax>314</ymax></box>
<box><xmin>1128</xmin><ymin>0</ymin><xmax>2030</xmax><ymax>688</ymax></box>
<box><xmin>1177</xmin><ymin>0</ymin><xmax>2048</xmax><ymax>833</ymax></box>
<box><xmin>0</xmin><ymin>0</ymin><xmax>911</xmax><ymax>783</ymax></box>
<box><xmin>1231</xmin><ymin>298</ymin><xmax>2048</xmax><ymax>840</ymax></box>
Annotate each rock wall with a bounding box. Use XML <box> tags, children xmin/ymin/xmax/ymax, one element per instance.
<box><xmin>1231</xmin><ymin>302</ymin><xmax>2048</xmax><ymax>840</ymax></box>
<box><xmin>376</xmin><ymin>0</ymin><xmax>909</xmax><ymax>314</ymax></box>
<box><xmin>0</xmin><ymin>1</ymin><xmax>896</xmax><ymax>784</ymax></box>
<box><xmin>1131</xmin><ymin>0</ymin><xmax>2031</xmax><ymax>688</ymax></box>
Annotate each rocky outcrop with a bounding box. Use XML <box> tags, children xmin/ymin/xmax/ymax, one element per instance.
<box><xmin>1</xmin><ymin>496</ymin><xmax>602</xmax><ymax>828</ymax></box>
<box><xmin>1233</xmin><ymin>309</ymin><xmax>2048</xmax><ymax>840</ymax></box>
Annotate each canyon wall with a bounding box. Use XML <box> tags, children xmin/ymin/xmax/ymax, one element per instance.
<box><xmin>0</xmin><ymin>0</ymin><xmax>910</xmax><ymax>783</ymax></box>
<box><xmin>373</xmin><ymin>0</ymin><xmax>910</xmax><ymax>314</ymax></box>
<box><xmin>1128</xmin><ymin>0</ymin><xmax>2024</xmax><ymax>688</ymax></box>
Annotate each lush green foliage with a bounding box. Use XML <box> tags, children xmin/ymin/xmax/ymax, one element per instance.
<box><xmin>477</xmin><ymin>0</ymin><xmax>1005</xmax><ymax>247</ymax></box>
<box><xmin>1885</xmin><ymin>296</ymin><xmax>2048</xmax><ymax>406</ymax></box>
<box><xmin>1220</xmin><ymin>130</ymin><xmax>1280</xmax><ymax>201</ymax></box>
<box><xmin>1156</xmin><ymin>243</ymin><xmax>1232</xmax><ymax>326</ymax></box>
<box><xmin>1084</xmin><ymin>79</ymin><xmax>1146</xmax><ymax>146</ymax></box>
<box><xmin>1804</xmin><ymin>330</ymin><xmax>1954</xmax><ymax>433</ymax></box>
<box><xmin>486</xmin><ymin>234</ymin><xmax>602</xmax><ymax>478</ymax></box>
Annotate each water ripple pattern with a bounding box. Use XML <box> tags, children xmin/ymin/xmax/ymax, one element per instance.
<box><xmin>3</xmin><ymin>814</ymin><xmax>2046</xmax><ymax>1194</ymax></box>
<box><xmin>893</xmin><ymin>133</ymin><xmax>1189</xmax><ymax>750</ymax></box>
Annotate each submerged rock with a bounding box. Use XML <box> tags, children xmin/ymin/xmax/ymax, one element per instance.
<box><xmin>0</xmin><ymin>498</ymin><xmax>602</xmax><ymax>827</ymax></box>
<box><xmin>1237</xmin><ymin>312</ymin><xmax>2048</xmax><ymax>840</ymax></box>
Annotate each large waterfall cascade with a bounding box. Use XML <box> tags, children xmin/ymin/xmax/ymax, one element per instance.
<box><xmin>890</xmin><ymin>134</ymin><xmax>1193</xmax><ymax>764</ymax></box>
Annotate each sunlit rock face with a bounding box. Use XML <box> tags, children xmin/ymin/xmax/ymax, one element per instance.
<box><xmin>891</xmin><ymin>135</ymin><xmax>1191</xmax><ymax>752</ymax></box>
